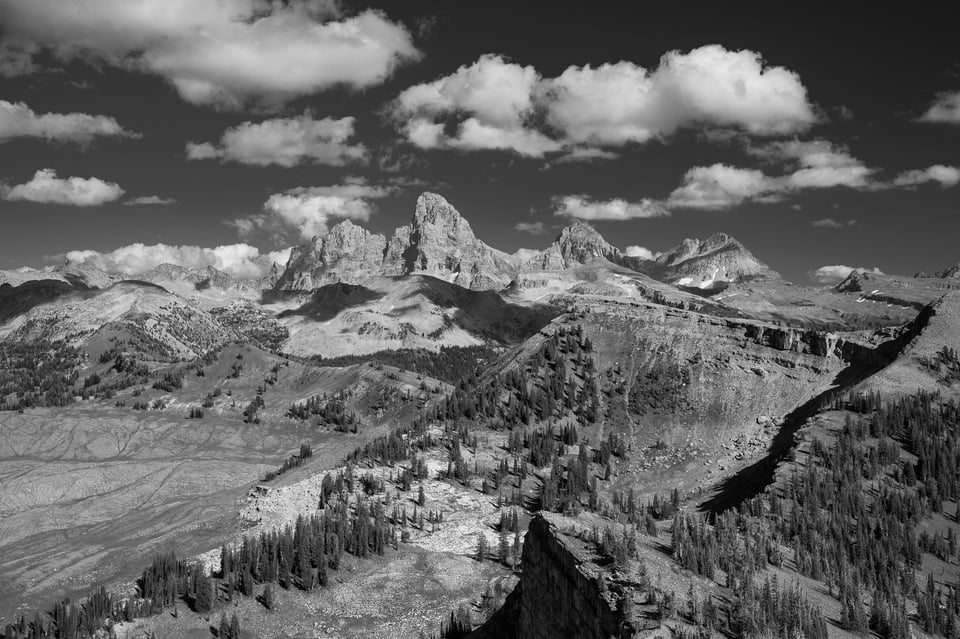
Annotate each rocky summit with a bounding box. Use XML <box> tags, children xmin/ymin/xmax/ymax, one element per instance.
<box><xmin>276</xmin><ymin>192</ymin><xmax>518</xmax><ymax>291</ymax></box>
<box><xmin>275</xmin><ymin>193</ymin><xmax>778</xmax><ymax>295</ymax></box>
<box><xmin>520</xmin><ymin>221</ymin><xmax>622</xmax><ymax>271</ymax></box>
<box><xmin>629</xmin><ymin>232</ymin><xmax>780</xmax><ymax>288</ymax></box>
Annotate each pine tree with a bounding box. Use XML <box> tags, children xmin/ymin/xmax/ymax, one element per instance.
<box><xmin>262</xmin><ymin>583</ymin><xmax>274</xmax><ymax>610</ymax></box>
<box><xmin>475</xmin><ymin>533</ymin><xmax>488</xmax><ymax>562</ymax></box>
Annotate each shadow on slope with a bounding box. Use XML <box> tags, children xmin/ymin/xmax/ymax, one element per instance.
<box><xmin>266</xmin><ymin>283</ymin><xmax>382</xmax><ymax>322</ymax></box>
<box><xmin>699</xmin><ymin>304</ymin><xmax>934</xmax><ymax>516</ymax></box>
<box><xmin>0</xmin><ymin>279</ymin><xmax>92</xmax><ymax>323</ymax></box>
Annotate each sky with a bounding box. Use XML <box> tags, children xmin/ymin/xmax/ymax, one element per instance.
<box><xmin>0</xmin><ymin>0</ymin><xmax>957</xmax><ymax>284</ymax></box>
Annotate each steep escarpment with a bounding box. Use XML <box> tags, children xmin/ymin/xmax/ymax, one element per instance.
<box><xmin>469</xmin><ymin>515</ymin><xmax>632</xmax><ymax>639</ymax></box>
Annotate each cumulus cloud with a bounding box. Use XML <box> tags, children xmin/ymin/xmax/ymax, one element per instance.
<box><xmin>3</xmin><ymin>168</ymin><xmax>124</xmax><ymax>205</ymax></box>
<box><xmin>662</xmin><ymin>139</ymin><xmax>950</xmax><ymax>210</ymax></box>
<box><xmin>392</xmin><ymin>54</ymin><xmax>561</xmax><ymax>157</ymax></box>
<box><xmin>391</xmin><ymin>46</ymin><xmax>816</xmax><ymax>156</ymax></box>
<box><xmin>666</xmin><ymin>164</ymin><xmax>780</xmax><ymax>209</ymax></box>
<box><xmin>552</xmin><ymin>195</ymin><xmax>668</xmax><ymax>220</ymax></box>
<box><xmin>233</xmin><ymin>179</ymin><xmax>401</xmax><ymax>241</ymax></box>
<box><xmin>0</xmin><ymin>100</ymin><xmax>137</xmax><ymax>145</ymax></box>
<box><xmin>124</xmin><ymin>195</ymin><xmax>176</xmax><ymax>206</ymax></box>
<box><xmin>64</xmin><ymin>242</ymin><xmax>289</xmax><ymax>279</ymax></box>
<box><xmin>186</xmin><ymin>113</ymin><xmax>367</xmax><ymax>167</ymax></box>
<box><xmin>513</xmin><ymin>248</ymin><xmax>541</xmax><ymax>262</ymax></box>
<box><xmin>0</xmin><ymin>0</ymin><xmax>419</xmax><ymax>109</ymax></box>
<box><xmin>515</xmin><ymin>221</ymin><xmax>548</xmax><ymax>235</ymax></box>
<box><xmin>892</xmin><ymin>165</ymin><xmax>960</xmax><ymax>188</ymax></box>
<box><xmin>808</xmin><ymin>265</ymin><xmax>883</xmax><ymax>285</ymax></box>
<box><xmin>749</xmin><ymin>138</ymin><xmax>876</xmax><ymax>190</ymax></box>
<box><xmin>624</xmin><ymin>245</ymin><xmax>657</xmax><ymax>260</ymax></box>
<box><xmin>541</xmin><ymin>46</ymin><xmax>815</xmax><ymax>145</ymax></box>
<box><xmin>918</xmin><ymin>91</ymin><xmax>960</xmax><ymax>124</ymax></box>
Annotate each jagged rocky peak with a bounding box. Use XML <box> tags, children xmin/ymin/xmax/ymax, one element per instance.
<box><xmin>656</xmin><ymin>232</ymin><xmax>740</xmax><ymax>266</ymax></box>
<box><xmin>277</xmin><ymin>219</ymin><xmax>387</xmax><ymax>291</ymax></box>
<box><xmin>275</xmin><ymin>192</ymin><xmax>517</xmax><ymax>292</ymax></box>
<box><xmin>835</xmin><ymin>268</ymin><xmax>877</xmax><ymax>292</ymax></box>
<box><xmin>934</xmin><ymin>264</ymin><xmax>960</xmax><ymax>279</ymax></box>
<box><xmin>649</xmin><ymin>232</ymin><xmax>779</xmax><ymax>288</ymax></box>
<box><xmin>522</xmin><ymin>221</ymin><xmax>622</xmax><ymax>270</ymax></box>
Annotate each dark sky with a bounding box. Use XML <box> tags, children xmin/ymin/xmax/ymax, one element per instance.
<box><xmin>0</xmin><ymin>1</ymin><xmax>957</xmax><ymax>283</ymax></box>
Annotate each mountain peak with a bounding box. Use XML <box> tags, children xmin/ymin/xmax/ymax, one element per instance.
<box><xmin>521</xmin><ymin>221</ymin><xmax>621</xmax><ymax>271</ymax></box>
<box><xmin>413</xmin><ymin>192</ymin><xmax>468</xmax><ymax>229</ymax></box>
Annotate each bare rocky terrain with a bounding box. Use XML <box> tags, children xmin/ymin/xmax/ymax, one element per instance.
<box><xmin>3</xmin><ymin>196</ymin><xmax>960</xmax><ymax>639</ymax></box>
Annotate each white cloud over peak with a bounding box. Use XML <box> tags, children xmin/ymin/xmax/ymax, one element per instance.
<box><xmin>809</xmin><ymin>265</ymin><xmax>883</xmax><ymax>285</ymax></box>
<box><xmin>918</xmin><ymin>91</ymin><xmax>960</xmax><ymax>124</ymax></box>
<box><xmin>64</xmin><ymin>242</ymin><xmax>289</xmax><ymax>279</ymax></box>
<box><xmin>552</xmin><ymin>195</ymin><xmax>668</xmax><ymax>220</ymax></box>
<box><xmin>233</xmin><ymin>179</ymin><xmax>402</xmax><ymax>241</ymax></box>
<box><xmin>391</xmin><ymin>46</ymin><xmax>817</xmax><ymax>156</ymax></box>
<box><xmin>186</xmin><ymin>114</ymin><xmax>367</xmax><ymax>167</ymax></box>
<box><xmin>892</xmin><ymin>165</ymin><xmax>960</xmax><ymax>188</ymax></box>
<box><xmin>0</xmin><ymin>100</ymin><xmax>137</xmax><ymax>145</ymax></box>
<box><xmin>3</xmin><ymin>168</ymin><xmax>124</xmax><ymax>206</ymax></box>
<box><xmin>624</xmin><ymin>245</ymin><xmax>657</xmax><ymax>260</ymax></box>
<box><xmin>512</xmin><ymin>248</ymin><xmax>541</xmax><ymax>262</ymax></box>
<box><xmin>0</xmin><ymin>0</ymin><xmax>419</xmax><ymax>109</ymax></box>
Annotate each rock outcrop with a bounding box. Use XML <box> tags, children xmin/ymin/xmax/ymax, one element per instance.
<box><xmin>276</xmin><ymin>193</ymin><xmax>517</xmax><ymax>291</ymax></box>
<box><xmin>468</xmin><ymin>514</ymin><xmax>632</xmax><ymax>639</ymax></box>
<box><xmin>627</xmin><ymin>232</ymin><xmax>779</xmax><ymax>288</ymax></box>
<box><xmin>521</xmin><ymin>222</ymin><xmax>623</xmax><ymax>271</ymax></box>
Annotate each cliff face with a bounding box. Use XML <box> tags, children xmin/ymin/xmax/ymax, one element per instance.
<box><xmin>276</xmin><ymin>193</ymin><xmax>518</xmax><ymax>291</ymax></box>
<box><xmin>469</xmin><ymin>515</ymin><xmax>631</xmax><ymax>639</ymax></box>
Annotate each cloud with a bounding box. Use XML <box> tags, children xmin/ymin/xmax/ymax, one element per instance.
<box><xmin>391</xmin><ymin>54</ymin><xmax>561</xmax><ymax>157</ymax></box>
<box><xmin>234</xmin><ymin>179</ymin><xmax>401</xmax><ymax>241</ymax></box>
<box><xmin>0</xmin><ymin>40</ymin><xmax>39</xmax><ymax>77</ymax></box>
<box><xmin>64</xmin><ymin>242</ymin><xmax>288</xmax><ymax>279</ymax></box>
<box><xmin>810</xmin><ymin>218</ymin><xmax>856</xmax><ymax>228</ymax></box>
<box><xmin>749</xmin><ymin>138</ymin><xmax>876</xmax><ymax>189</ymax></box>
<box><xmin>552</xmin><ymin>195</ymin><xmax>668</xmax><ymax>220</ymax></box>
<box><xmin>892</xmin><ymin>164</ymin><xmax>960</xmax><ymax>188</ymax></box>
<box><xmin>391</xmin><ymin>46</ymin><xmax>816</xmax><ymax>156</ymax></box>
<box><xmin>0</xmin><ymin>100</ymin><xmax>137</xmax><ymax>145</ymax></box>
<box><xmin>666</xmin><ymin>164</ymin><xmax>780</xmax><ymax>209</ymax></box>
<box><xmin>625</xmin><ymin>245</ymin><xmax>657</xmax><ymax>260</ymax></box>
<box><xmin>266</xmin><ymin>247</ymin><xmax>293</xmax><ymax>269</ymax></box>
<box><xmin>808</xmin><ymin>265</ymin><xmax>883</xmax><ymax>285</ymax></box>
<box><xmin>541</xmin><ymin>46</ymin><xmax>816</xmax><ymax>145</ymax></box>
<box><xmin>3</xmin><ymin>168</ymin><xmax>124</xmax><ymax>205</ymax></box>
<box><xmin>186</xmin><ymin>113</ymin><xmax>367</xmax><ymax>167</ymax></box>
<box><xmin>918</xmin><ymin>91</ymin><xmax>960</xmax><ymax>124</ymax></box>
<box><xmin>124</xmin><ymin>195</ymin><xmax>176</xmax><ymax>206</ymax></box>
<box><xmin>515</xmin><ymin>221</ymin><xmax>548</xmax><ymax>235</ymax></box>
<box><xmin>513</xmin><ymin>248</ymin><xmax>541</xmax><ymax>262</ymax></box>
<box><xmin>0</xmin><ymin>0</ymin><xmax>419</xmax><ymax>109</ymax></box>
<box><xmin>662</xmin><ymin>139</ymin><xmax>951</xmax><ymax>210</ymax></box>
